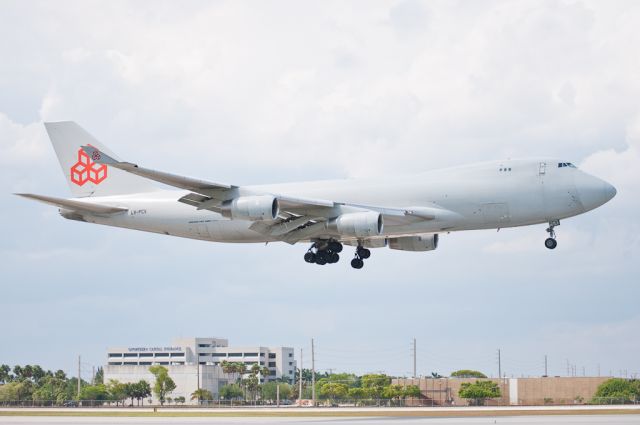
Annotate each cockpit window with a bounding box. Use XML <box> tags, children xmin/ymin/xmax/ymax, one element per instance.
<box><xmin>558</xmin><ymin>162</ymin><xmax>577</xmax><ymax>168</ymax></box>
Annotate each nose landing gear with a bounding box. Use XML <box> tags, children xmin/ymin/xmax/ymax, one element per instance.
<box><xmin>350</xmin><ymin>246</ymin><xmax>371</xmax><ymax>269</ymax></box>
<box><xmin>545</xmin><ymin>220</ymin><xmax>560</xmax><ymax>249</ymax></box>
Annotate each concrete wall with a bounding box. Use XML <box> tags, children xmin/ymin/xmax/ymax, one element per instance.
<box><xmin>516</xmin><ymin>377</ymin><xmax>608</xmax><ymax>405</ymax></box>
<box><xmin>393</xmin><ymin>377</ymin><xmax>610</xmax><ymax>406</ymax></box>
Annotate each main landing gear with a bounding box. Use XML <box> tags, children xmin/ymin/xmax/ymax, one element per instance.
<box><xmin>304</xmin><ymin>240</ymin><xmax>343</xmax><ymax>266</ymax></box>
<box><xmin>303</xmin><ymin>241</ymin><xmax>371</xmax><ymax>269</ymax></box>
<box><xmin>545</xmin><ymin>219</ymin><xmax>560</xmax><ymax>250</ymax></box>
<box><xmin>350</xmin><ymin>246</ymin><xmax>370</xmax><ymax>269</ymax></box>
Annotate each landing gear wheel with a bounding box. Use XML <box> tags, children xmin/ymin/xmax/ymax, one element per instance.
<box><xmin>304</xmin><ymin>252</ymin><xmax>316</xmax><ymax>263</ymax></box>
<box><xmin>358</xmin><ymin>248</ymin><xmax>371</xmax><ymax>259</ymax></box>
<box><xmin>329</xmin><ymin>253</ymin><xmax>340</xmax><ymax>264</ymax></box>
<box><xmin>316</xmin><ymin>250</ymin><xmax>329</xmax><ymax>264</ymax></box>
<box><xmin>351</xmin><ymin>258</ymin><xmax>364</xmax><ymax>269</ymax></box>
<box><xmin>545</xmin><ymin>220</ymin><xmax>560</xmax><ymax>250</ymax></box>
<box><xmin>328</xmin><ymin>241</ymin><xmax>343</xmax><ymax>253</ymax></box>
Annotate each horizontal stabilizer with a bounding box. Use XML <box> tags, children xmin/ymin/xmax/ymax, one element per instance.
<box><xmin>15</xmin><ymin>193</ymin><xmax>128</xmax><ymax>215</ymax></box>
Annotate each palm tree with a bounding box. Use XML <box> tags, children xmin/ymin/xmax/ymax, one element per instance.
<box><xmin>190</xmin><ymin>388</ymin><xmax>213</xmax><ymax>405</ymax></box>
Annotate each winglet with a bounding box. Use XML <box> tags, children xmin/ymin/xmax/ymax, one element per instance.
<box><xmin>81</xmin><ymin>145</ymin><xmax>120</xmax><ymax>165</ymax></box>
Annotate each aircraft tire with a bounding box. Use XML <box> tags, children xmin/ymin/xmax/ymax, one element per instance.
<box><xmin>329</xmin><ymin>241</ymin><xmax>343</xmax><ymax>253</ymax></box>
<box><xmin>304</xmin><ymin>252</ymin><xmax>316</xmax><ymax>263</ymax></box>
<box><xmin>545</xmin><ymin>238</ymin><xmax>557</xmax><ymax>249</ymax></box>
<box><xmin>358</xmin><ymin>248</ymin><xmax>371</xmax><ymax>259</ymax></box>
<box><xmin>351</xmin><ymin>258</ymin><xmax>364</xmax><ymax>269</ymax></box>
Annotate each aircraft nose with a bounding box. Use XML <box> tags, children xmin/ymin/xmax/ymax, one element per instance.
<box><xmin>604</xmin><ymin>181</ymin><xmax>617</xmax><ymax>201</ymax></box>
<box><xmin>576</xmin><ymin>173</ymin><xmax>616</xmax><ymax>211</ymax></box>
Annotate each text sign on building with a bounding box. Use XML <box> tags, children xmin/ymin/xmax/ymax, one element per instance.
<box><xmin>127</xmin><ymin>347</ymin><xmax>183</xmax><ymax>352</ymax></box>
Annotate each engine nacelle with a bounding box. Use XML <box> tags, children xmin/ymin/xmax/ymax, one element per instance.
<box><xmin>388</xmin><ymin>234</ymin><xmax>438</xmax><ymax>252</ymax></box>
<box><xmin>220</xmin><ymin>195</ymin><xmax>279</xmax><ymax>221</ymax></box>
<box><xmin>328</xmin><ymin>212</ymin><xmax>383</xmax><ymax>237</ymax></box>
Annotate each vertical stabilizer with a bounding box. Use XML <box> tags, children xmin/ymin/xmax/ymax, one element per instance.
<box><xmin>44</xmin><ymin>121</ymin><xmax>157</xmax><ymax>197</ymax></box>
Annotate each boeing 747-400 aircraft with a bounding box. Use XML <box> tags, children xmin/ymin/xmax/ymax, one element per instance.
<box><xmin>17</xmin><ymin>122</ymin><xmax>616</xmax><ymax>269</ymax></box>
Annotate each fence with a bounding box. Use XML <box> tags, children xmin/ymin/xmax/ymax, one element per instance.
<box><xmin>0</xmin><ymin>397</ymin><xmax>638</xmax><ymax>408</ymax></box>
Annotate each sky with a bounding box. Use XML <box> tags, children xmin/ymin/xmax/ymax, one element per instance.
<box><xmin>1</xmin><ymin>0</ymin><xmax>639</xmax><ymax>381</ymax></box>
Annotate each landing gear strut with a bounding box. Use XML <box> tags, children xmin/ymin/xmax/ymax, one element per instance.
<box><xmin>304</xmin><ymin>240</ymin><xmax>342</xmax><ymax>266</ymax></box>
<box><xmin>350</xmin><ymin>245</ymin><xmax>371</xmax><ymax>269</ymax></box>
<box><xmin>545</xmin><ymin>220</ymin><xmax>559</xmax><ymax>250</ymax></box>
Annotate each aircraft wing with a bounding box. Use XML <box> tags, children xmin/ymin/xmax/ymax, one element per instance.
<box><xmin>82</xmin><ymin>146</ymin><xmax>446</xmax><ymax>243</ymax></box>
<box><xmin>15</xmin><ymin>193</ymin><xmax>128</xmax><ymax>215</ymax></box>
<box><xmin>81</xmin><ymin>145</ymin><xmax>238</xmax><ymax>201</ymax></box>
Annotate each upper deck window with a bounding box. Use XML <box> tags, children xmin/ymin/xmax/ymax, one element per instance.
<box><xmin>558</xmin><ymin>162</ymin><xmax>576</xmax><ymax>168</ymax></box>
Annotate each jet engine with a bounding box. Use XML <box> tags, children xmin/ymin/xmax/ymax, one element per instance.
<box><xmin>328</xmin><ymin>211</ymin><xmax>383</xmax><ymax>237</ymax></box>
<box><xmin>220</xmin><ymin>195</ymin><xmax>279</xmax><ymax>221</ymax></box>
<box><xmin>388</xmin><ymin>234</ymin><xmax>438</xmax><ymax>252</ymax></box>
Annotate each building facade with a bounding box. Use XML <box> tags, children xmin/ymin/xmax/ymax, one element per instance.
<box><xmin>104</xmin><ymin>337</ymin><xmax>296</xmax><ymax>404</ymax></box>
<box><xmin>393</xmin><ymin>377</ymin><xmax>611</xmax><ymax>406</ymax></box>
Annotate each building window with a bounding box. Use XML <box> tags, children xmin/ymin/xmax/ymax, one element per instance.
<box><xmin>170</xmin><ymin>352</ymin><xmax>184</xmax><ymax>357</ymax></box>
<box><xmin>244</xmin><ymin>353</ymin><xmax>258</xmax><ymax>357</ymax></box>
<box><xmin>139</xmin><ymin>362</ymin><xmax>151</xmax><ymax>365</ymax></box>
<box><xmin>108</xmin><ymin>362</ymin><xmax>122</xmax><ymax>366</ymax></box>
<box><xmin>159</xmin><ymin>362</ymin><xmax>169</xmax><ymax>365</ymax></box>
<box><xmin>269</xmin><ymin>370</ymin><xmax>276</xmax><ymax>376</ymax></box>
<box><xmin>139</xmin><ymin>353</ymin><xmax>153</xmax><ymax>357</ymax></box>
<box><xmin>124</xmin><ymin>362</ymin><xmax>137</xmax><ymax>365</ymax></box>
<box><xmin>289</xmin><ymin>362</ymin><xmax>293</xmax><ymax>366</ymax></box>
<box><xmin>123</xmin><ymin>353</ymin><xmax>137</xmax><ymax>357</ymax></box>
<box><xmin>212</xmin><ymin>353</ymin><xmax>226</xmax><ymax>357</ymax></box>
<box><xmin>155</xmin><ymin>353</ymin><xmax>169</xmax><ymax>357</ymax></box>
<box><xmin>268</xmin><ymin>362</ymin><xmax>276</xmax><ymax>367</ymax></box>
<box><xmin>288</xmin><ymin>353</ymin><xmax>293</xmax><ymax>357</ymax></box>
<box><xmin>228</xmin><ymin>353</ymin><xmax>242</xmax><ymax>357</ymax></box>
<box><xmin>108</xmin><ymin>353</ymin><xmax>123</xmax><ymax>358</ymax></box>
<box><xmin>198</xmin><ymin>344</ymin><xmax>211</xmax><ymax>348</ymax></box>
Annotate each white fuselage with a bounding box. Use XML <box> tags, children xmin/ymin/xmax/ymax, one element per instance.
<box><xmin>69</xmin><ymin>158</ymin><xmax>615</xmax><ymax>244</ymax></box>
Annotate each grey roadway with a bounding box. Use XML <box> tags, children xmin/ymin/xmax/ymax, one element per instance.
<box><xmin>1</xmin><ymin>416</ymin><xmax>640</xmax><ymax>425</ymax></box>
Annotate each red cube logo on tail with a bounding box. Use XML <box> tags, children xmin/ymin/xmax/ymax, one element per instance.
<box><xmin>70</xmin><ymin>148</ymin><xmax>108</xmax><ymax>186</ymax></box>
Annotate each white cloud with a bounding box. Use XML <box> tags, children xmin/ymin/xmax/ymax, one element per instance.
<box><xmin>1</xmin><ymin>0</ymin><xmax>639</xmax><ymax>376</ymax></box>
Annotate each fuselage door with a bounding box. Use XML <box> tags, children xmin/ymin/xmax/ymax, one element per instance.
<box><xmin>538</xmin><ymin>162</ymin><xmax>547</xmax><ymax>175</ymax></box>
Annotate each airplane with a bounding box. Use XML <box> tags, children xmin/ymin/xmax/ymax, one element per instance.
<box><xmin>16</xmin><ymin>121</ymin><xmax>617</xmax><ymax>269</ymax></box>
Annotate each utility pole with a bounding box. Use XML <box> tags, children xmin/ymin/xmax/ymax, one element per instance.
<box><xmin>311</xmin><ymin>338</ymin><xmax>316</xmax><ymax>407</ymax></box>
<box><xmin>544</xmin><ymin>355</ymin><xmax>548</xmax><ymax>377</ymax></box>
<box><xmin>92</xmin><ymin>366</ymin><xmax>95</xmax><ymax>385</ymax></box>
<box><xmin>412</xmin><ymin>338</ymin><xmax>417</xmax><ymax>379</ymax></box>
<box><xmin>276</xmin><ymin>384</ymin><xmax>280</xmax><ymax>407</ymax></box>
<box><xmin>299</xmin><ymin>348</ymin><xmax>303</xmax><ymax>403</ymax></box>
<box><xmin>497</xmin><ymin>349</ymin><xmax>501</xmax><ymax>379</ymax></box>
<box><xmin>77</xmin><ymin>355</ymin><xmax>81</xmax><ymax>398</ymax></box>
<box><xmin>566</xmin><ymin>359</ymin><xmax>570</xmax><ymax>377</ymax></box>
